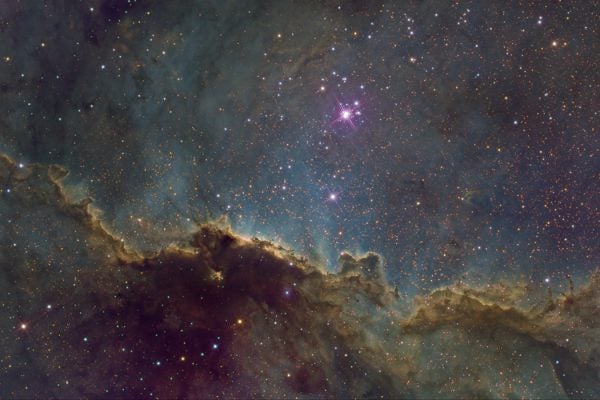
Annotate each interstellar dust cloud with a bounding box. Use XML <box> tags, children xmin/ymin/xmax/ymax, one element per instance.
<box><xmin>1</xmin><ymin>155</ymin><xmax>598</xmax><ymax>399</ymax></box>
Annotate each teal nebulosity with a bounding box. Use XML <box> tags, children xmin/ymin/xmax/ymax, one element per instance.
<box><xmin>0</xmin><ymin>1</ymin><xmax>598</xmax><ymax>397</ymax></box>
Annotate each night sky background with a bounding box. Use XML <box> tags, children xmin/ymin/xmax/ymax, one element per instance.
<box><xmin>1</xmin><ymin>0</ymin><xmax>599</xmax><ymax>398</ymax></box>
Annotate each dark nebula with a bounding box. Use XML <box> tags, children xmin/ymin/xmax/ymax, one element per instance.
<box><xmin>1</xmin><ymin>155</ymin><xmax>599</xmax><ymax>398</ymax></box>
<box><xmin>0</xmin><ymin>0</ymin><xmax>598</xmax><ymax>398</ymax></box>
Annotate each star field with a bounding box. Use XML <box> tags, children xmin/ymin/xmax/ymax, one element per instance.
<box><xmin>0</xmin><ymin>0</ymin><xmax>598</xmax><ymax>398</ymax></box>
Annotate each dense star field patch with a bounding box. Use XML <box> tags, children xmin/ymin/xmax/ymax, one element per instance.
<box><xmin>0</xmin><ymin>0</ymin><xmax>598</xmax><ymax>398</ymax></box>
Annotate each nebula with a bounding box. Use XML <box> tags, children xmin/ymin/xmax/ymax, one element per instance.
<box><xmin>0</xmin><ymin>1</ymin><xmax>598</xmax><ymax>397</ymax></box>
<box><xmin>1</xmin><ymin>155</ymin><xmax>598</xmax><ymax>398</ymax></box>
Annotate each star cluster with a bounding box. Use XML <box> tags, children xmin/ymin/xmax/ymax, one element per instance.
<box><xmin>0</xmin><ymin>0</ymin><xmax>598</xmax><ymax>398</ymax></box>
